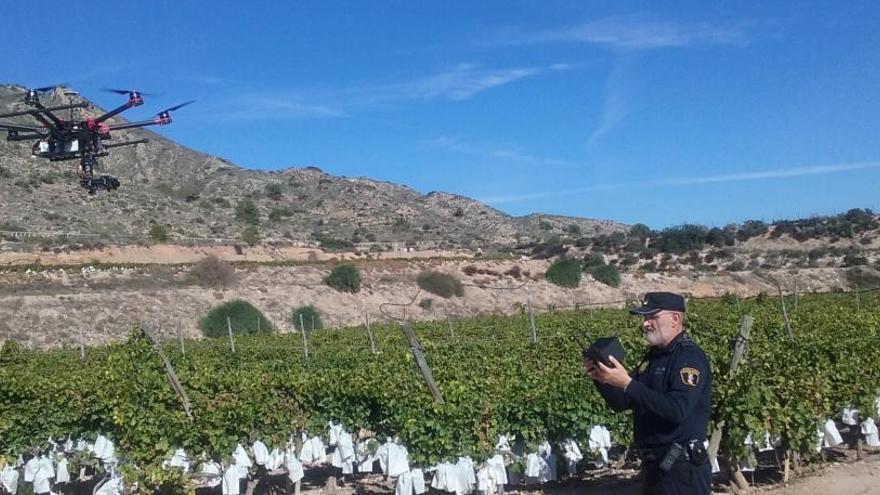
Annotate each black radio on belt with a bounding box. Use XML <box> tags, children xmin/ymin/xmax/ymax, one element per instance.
<box><xmin>583</xmin><ymin>336</ymin><xmax>625</xmax><ymax>367</ymax></box>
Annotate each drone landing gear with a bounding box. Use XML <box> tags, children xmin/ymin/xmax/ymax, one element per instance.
<box><xmin>78</xmin><ymin>153</ymin><xmax>120</xmax><ymax>195</ymax></box>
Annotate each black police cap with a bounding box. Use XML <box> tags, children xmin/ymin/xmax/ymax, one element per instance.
<box><xmin>630</xmin><ymin>292</ymin><xmax>686</xmax><ymax>316</ymax></box>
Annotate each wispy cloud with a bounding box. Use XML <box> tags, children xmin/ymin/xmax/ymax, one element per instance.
<box><xmin>347</xmin><ymin>62</ymin><xmax>573</xmax><ymax>104</ymax></box>
<box><xmin>205</xmin><ymin>63</ymin><xmax>573</xmax><ymax>122</ymax></box>
<box><xmin>411</xmin><ymin>64</ymin><xmax>541</xmax><ymax>101</ymax></box>
<box><xmin>424</xmin><ymin>135</ymin><xmax>572</xmax><ymax>167</ymax></box>
<box><xmin>586</xmin><ymin>57</ymin><xmax>631</xmax><ymax>147</ymax></box>
<box><xmin>500</xmin><ymin>14</ymin><xmax>759</xmax><ymax>50</ymax></box>
<box><xmin>481</xmin><ymin>161</ymin><xmax>880</xmax><ymax>204</ymax></box>
<box><xmin>182</xmin><ymin>74</ymin><xmax>228</xmax><ymax>86</ymax></box>
<box><xmin>204</xmin><ymin>95</ymin><xmax>348</xmax><ymax>122</ymax></box>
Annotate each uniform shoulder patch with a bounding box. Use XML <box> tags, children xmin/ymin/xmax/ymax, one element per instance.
<box><xmin>637</xmin><ymin>361</ymin><xmax>649</xmax><ymax>374</ymax></box>
<box><xmin>680</xmin><ymin>367</ymin><xmax>701</xmax><ymax>387</ymax></box>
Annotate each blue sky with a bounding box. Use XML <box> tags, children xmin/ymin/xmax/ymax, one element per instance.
<box><xmin>3</xmin><ymin>1</ymin><xmax>879</xmax><ymax>228</ymax></box>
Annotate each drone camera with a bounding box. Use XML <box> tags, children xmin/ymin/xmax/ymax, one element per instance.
<box><xmin>80</xmin><ymin>175</ymin><xmax>121</xmax><ymax>195</ymax></box>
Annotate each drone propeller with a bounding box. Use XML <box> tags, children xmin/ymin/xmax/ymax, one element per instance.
<box><xmin>153</xmin><ymin>100</ymin><xmax>195</xmax><ymax>125</ymax></box>
<box><xmin>157</xmin><ymin>100</ymin><xmax>196</xmax><ymax>114</ymax></box>
<box><xmin>32</xmin><ymin>84</ymin><xmax>67</xmax><ymax>93</ymax></box>
<box><xmin>102</xmin><ymin>88</ymin><xmax>155</xmax><ymax>97</ymax></box>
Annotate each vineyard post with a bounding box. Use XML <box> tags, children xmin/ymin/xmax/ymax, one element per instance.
<box><xmin>327</xmin><ymin>475</ymin><xmax>337</xmax><ymax>494</ymax></box>
<box><xmin>777</xmin><ymin>285</ymin><xmax>795</xmax><ymax>342</ymax></box>
<box><xmin>527</xmin><ymin>300</ymin><xmax>537</xmax><ymax>345</ymax></box>
<box><xmin>257</xmin><ymin>317</ymin><xmax>260</xmax><ymax>334</ymax></box>
<box><xmin>794</xmin><ymin>280</ymin><xmax>799</xmax><ymax>312</ymax></box>
<box><xmin>587</xmin><ymin>296</ymin><xmax>593</xmax><ymax>319</ymax></box>
<box><xmin>365</xmin><ymin>313</ymin><xmax>376</xmax><ymax>355</ymax></box>
<box><xmin>178</xmin><ymin>322</ymin><xmax>185</xmax><ymax>357</ymax></box>
<box><xmin>400</xmin><ymin>322</ymin><xmax>445</xmax><ymax>403</ymax></box>
<box><xmin>227</xmin><ymin>316</ymin><xmax>236</xmax><ymax>353</ymax></box>
<box><xmin>300</xmin><ymin>313</ymin><xmax>309</xmax><ymax>360</ymax></box>
<box><xmin>294</xmin><ymin>432</ymin><xmax>304</xmax><ymax>495</ymax></box>
<box><xmin>707</xmin><ymin>314</ymin><xmax>753</xmax><ymax>491</ymax></box>
<box><xmin>141</xmin><ymin>322</ymin><xmax>193</xmax><ymax>420</ymax></box>
<box><xmin>445</xmin><ymin>306</ymin><xmax>455</xmax><ymax>338</ymax></box>
<box><xmin>79</xmin><ymin>327</ymin><xmax>85</xmax><ymax>360</ymax></box>
<box><xmin>855</xmin><ymin>289</ymin><xmax>861</xmax><ymax>310</ymax></box>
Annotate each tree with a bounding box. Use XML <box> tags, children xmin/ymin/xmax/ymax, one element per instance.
<box><xmin>324</xmin><ymin>264</ymin><xmax>362</xmax><ymax>293</ymax></box>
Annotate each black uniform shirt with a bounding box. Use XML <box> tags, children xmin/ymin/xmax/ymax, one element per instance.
<box><xmin>597</xmin><ymin>331</ymin><xmax>711</xmax><ymax>448</ymax></box>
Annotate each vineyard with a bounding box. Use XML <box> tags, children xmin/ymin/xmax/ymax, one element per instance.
<box><xmin>1</xmin><ymin>291</ymin><xmax>879</xmax><ymax>494</ymax></box>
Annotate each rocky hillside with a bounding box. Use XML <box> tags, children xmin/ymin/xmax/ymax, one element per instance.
<box><xmin>0</xmin><ymin>84</ymin><xmax>624</xmax><ymax>249</ymax></box>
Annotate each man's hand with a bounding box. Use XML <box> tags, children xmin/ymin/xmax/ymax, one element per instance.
<box><xmin>584</xmin><ymin>355</ymin><xmax>632</xmax><ymax>390</ymax></box>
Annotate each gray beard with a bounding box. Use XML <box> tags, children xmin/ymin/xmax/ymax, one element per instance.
<box><xmin>644</xmin><ymin>330</ymin><xmax>664</xmax><ymax>347</ymax></box>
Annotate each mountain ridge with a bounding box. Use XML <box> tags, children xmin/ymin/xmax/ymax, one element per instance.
<box><xmin>0</xmin><ymin>84</ymin><xmax>625</xmax><ymax>249</ymax></box>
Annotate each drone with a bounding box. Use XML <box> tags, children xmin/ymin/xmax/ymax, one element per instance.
<box><xmin>0</xmin><ymin>85</ymin><xmax>193</xmax><ymax>194</ymax></box>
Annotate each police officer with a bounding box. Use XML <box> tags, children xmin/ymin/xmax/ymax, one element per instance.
<box><xmin>584</xmin><ymin>292</ymin><xmax>711</xmax><ymax>495</ymax></box>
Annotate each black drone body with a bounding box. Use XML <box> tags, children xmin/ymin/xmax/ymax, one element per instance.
<box><xmin>0</xmin><ymin>86</ymin><xmax>193</xmax><ymax>194</ymax></box>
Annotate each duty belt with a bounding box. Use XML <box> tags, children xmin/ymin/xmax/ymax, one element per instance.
<box><xmin>639</xmin><ymin>445</ymin><xmax>690</xmax><ymax>463</ymax></box>
<box><xmin>639</xmin><ymin>441</ymin><xmax>706</xmax><ymax>463</ymax></box>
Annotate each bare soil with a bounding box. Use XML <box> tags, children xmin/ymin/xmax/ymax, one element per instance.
<box><xmin>0</xmin><ymin>244</ymin><xmax>858</xmax><ymax>348</ymax></box>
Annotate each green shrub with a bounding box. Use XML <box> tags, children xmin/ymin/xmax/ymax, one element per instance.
<box><xmin>235</xmin><ymin>199</ymin><xmax>260</xmax><ymax>225</ymax></box>
<box><xmin>629</xmin><ymin>223</ymin><xmax>651</xmax><ymax>240</ymax></box>
<box><xmin>419</xmin><ymin>298</ymin><xmax>433</xmax><ymax>310</ymax></box>
<box><xmin>265</xmin><ymin>183</ymin><xmax>284</xmax><ymax>201</ymax></box>
<box><xmin>149</xmin><ymin>223</ymin><xmax>169</xmax><ymax>242</ymax></box>
<box><xmin>588</xmin><ymin>264</ymin><xmax>621</xmax><ymax>287</ymax></box>
<box><xmin>324</xmin><ymin>264</ymin><xmax>362</xmax><ymax>293</ymax></box>
<box><xmin>652</xmin><ymin>224</ymin><xmax>709</xmax><ymax>254</ymax></box>
<box><xmin>392</xmin><ymin>217</ymin><xmax>411</xmax><ymax>233</ymax></box>
<box><xmin>846</xmin><ymin>267</ymin><xmax>880</xmax><ymax>290</ymax></box>
<box><xmin>188</xmin><ymin>255</ymin><xmax>236</xmax><ymax>287</ymax></box>
<box><xmin>582</xmin><ymin>253</ymin><xmax>606</xmax><ymax>269</ymax></box>
<box><xmin>290</xmin><ymin>305</ymin><xmax>323</xmax><ymax>331</ymax></box>
<box><xmin>545</xmin><ymin>258</ymin><xmax>582</xmax><ymax>288</ymax></box>
<box><xmin>268</xmin><ymin>207</ymin><xmax>297</xmax><ymax>222</ymax></box>
<box><xmin>317</xmin><ymin>235</ymin><xmax>355</xmax><ymax>251</ymax></box>
<box><xmin>726</xmin><ymin>261</ymin><xmax>747</xmax><ymax>272</ymax></box>
<box><xmin>241</xmin><ymin>226</ymin><xmax>261</xmax><ymax>246</ymax></box>
<box><xmin>417</xmin><ymin>271</ymin><xmax>464</xmax><ymax>298</ymax></box>
<box><xmin>200</xmin><ymin>300</ymin><xmax>273</xmax><ymax>338</ymax></box>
